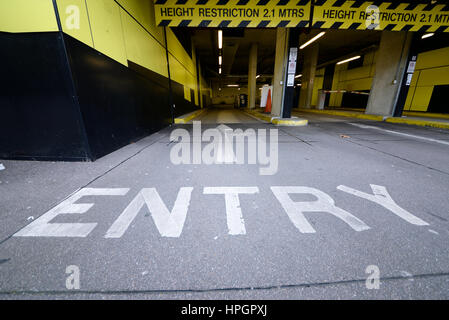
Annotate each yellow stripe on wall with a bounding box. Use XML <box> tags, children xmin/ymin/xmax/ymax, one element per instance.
<box><xmin>56</xmin><ymin>0</ymin><xmax>94</xmax><ymax>47</ymax></box>
<box><xmin>0</xmin><ymin>0</ymin><xmax>58</xmax><ymax>33</ymax></box>
<box><xmin>85</xmin><ymin>0</ymin><xmax>128</xmax><ymax>66</ymax></box>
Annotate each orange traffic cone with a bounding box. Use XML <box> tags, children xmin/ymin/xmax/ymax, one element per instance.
<box><xmin>264</xmin><ymin>89</ymin><xmax>272</xmax><ymax>114</ymax></box>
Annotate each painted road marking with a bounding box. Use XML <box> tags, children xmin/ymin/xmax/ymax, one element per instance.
<box><xmin>15</xmin><ymin>188</ymin><xmax>130</xmax><ymax>238</ymax></box>
<box><xmin>338</xmin><ymin>184</ymin><xmax>429</xmax><ymax>226</ymax></box>
<box><xmin>204</xmin><ymin>187</ymin><xmax>259</xmax><ymax>235</ymax></box>
<box><xmin>271</xmin><ymin>186</ymin><xmax>371</xmax><ymax>233</ymax></box>
<box><xmin>348</xmin><ymin>123</ymin><xmax>449</xmax><ymax>146</ymax></box>
<box><xmin>14</xmin><ymin>185</ymin><xmax>429</xmax><ymax>238</ymax></box>
<box><xmin>105</xmin><ymin>188</ymin><xmax>193</xmax><ymax>238</ymax></box>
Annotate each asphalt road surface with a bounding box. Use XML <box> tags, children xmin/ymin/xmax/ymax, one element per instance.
<box><xmin>1</xmin><ymin>108</ymin><xmax>449</xmax><ymax>299</ymax></box>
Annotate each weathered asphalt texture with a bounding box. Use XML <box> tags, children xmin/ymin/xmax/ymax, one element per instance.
<box><xmin>1</xmin><ymin>109</ymin><xmax>449</xmax><ymax>300</ymax></box>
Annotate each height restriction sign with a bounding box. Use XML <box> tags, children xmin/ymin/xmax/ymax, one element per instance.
<box><xmin>154</xmin><ymin>0</ymin><xmax>312</xmax><ymax>28</ymax></box>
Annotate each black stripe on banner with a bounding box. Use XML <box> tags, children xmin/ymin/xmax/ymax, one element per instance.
<box><xmin>404</xmin><ymin>3</ymin><xmax>418</xmax><ymax>11</ymax></box>
<box><xmin>314</xmin><ymin>0</ymin><xmax>327</xmax><ymax>6</ymax></box>
<box><xmin>237</xmin><ymin>0</ymin><xmax>250</xmax><ymax>5</ymax></box>
<box><xmin>386</xmin><ymin>2</ymin><xmax>400</xmax><ymax>10</ymax></box>
<box><xmin>330</xmin><ymin>22</ymin><xmax>343</xmax><ymax>29</ymax></box>
<box><xmin>179</xmin><ymin>20</ymin><xmax>192</xmax><ymax>26</ymax></box>
<box><xmin>159</xmin><ymin>20</ymin><xmax>171</xmax><ymax>26</ymax></box>
<box><xmin>296</xmin><ymin>0</ymin><xmax>310</xmax><ymax>5</ymax></box>
<box><xmin>199</xmin><ymin>20</ymin><xmax>212</xmax><ymax>27</ymax></box>
<box><xmin>348</xmin><ymin>22</ymin><xmax>361</xmax><ymax>29</ymax></box>
<box><xmin>257</xmin><ymin>0</ymin><xmax>270</xmax><ymax>5</ymax></box>
<box><xmin>196</xmin><ymin>0</ymin><xmax>208</xmax><ymax>4</ymax></box>
<box><xmin>384</xmin><ymin>24</ymin><xmax>397</xmax><ymax>31</ymax></box>
<box><xmin>238</xmin><ymin>20</ymin><xmax>251</xmax><ymax>27</ymax></box>
<box><xmin>296</xmin><ymin>20</ymin><xmax>309</xmax><ymax>28</ymax></box>
<box><xmin>350</xmin><ymin>0</ymin><xmax>365</xmax><ymax>8</ymax></box>
<box><xmin>257</xmin><ymin>20</ymin><xmax>271</xmax><ymax>28</ymax></box>
<box><xmin>423</xmin><ymin>3</ymin><xmax>437</xmax><ymax>11</ymax></box>
<box><xmin>277</xmin><ymin>0</ymin><xmax>290</xmax><ymax>5</ymax></box>
<box><xmin>218</xmin><ymin>20</ymin><xmax>231</xmax><ymax>27</ymax></box>
<box><xmin>401</xmin><ymin>24</ymin><xmax>414</xmax><ymax>32</ymax></box>
<box><xmin>312</xmin><ymin>21</ymin><xmax>325</xmax><ymax>28</ymax></box>
<box><xmin>155</xmin><ymin>0</ymin><xmax>167</xmax><ymax>4</ymax></box>
<box><xmin>176</xmin><ymin>0</ymin><xmax>188</xmax><ymax>4</ymax></box>
<box><xmin>443</xmin><ymin>4</ymin><xmax>449</xmax><ymax>11</ymax></box>
<box><xmin>435</xmin><ymin>26</ymin><xmax>448</xmax><ymax>33</ymax></box>
<box><xmin>417</xmin><ymin>25</ymin><xmax>431</xmax><ymax>32</ymax></box>
<box><xmin>371</xmin><ymin>1</ymin><xmax>383</xmax><ymax>7</ymax></box>
<box><xmin>277</xmin><ymin>20</ymin><xmax>290</xmax><ymax>27</ymax></box>
<box><xmin>217</xmin><ymin>0</ymin><xmax>229</xmax><ymax>5</ymax></box>
<box><xmin>332</xmin><ymin>0</ymin><xmax>345</xmax><ymax>7</ymax></box>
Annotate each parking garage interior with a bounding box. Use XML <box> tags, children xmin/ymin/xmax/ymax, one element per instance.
<box><xmin>1</xmin><ymin>0</ymin><xmax>449</xmax><ymax>161</ymax></box>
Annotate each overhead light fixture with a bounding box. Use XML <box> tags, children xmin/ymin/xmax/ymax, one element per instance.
<box><xmin>300</xmin><ymin>32</ymin><xmax>325</xmax><ymax>50</ymax></box>
<box><xmin>295</xmin><ymin>74</ymin><xmax>302</xmax><ymax>78</ymax></box>
<box><xmin>218</xmin><ymin>30</ymin><xmax>223</xmax><ymax>49</ymax></box>
<box><xmin>422</xmin><ymin>33</ymin><xmax>434</xmax><ymax>39</ymax></box>
<box><xmin>256</xmin><ymin>75</ymin><xmax>261</xmax><ymax>79</ymax></box>
<box><xmin>337</xmin><ymin>55</ymin><xmax>361</xmax><ymax>65</ymax></box>
<box><xmin>219</xmin><ymin>56</ymin><xmax>222</xmax><ymax>65</ymax></box>
<box><xmin>227</xmin><ymin>84</ymin><xmax>239</xmax><ymax>87</ymax></box>
<box><xmin>219</xmin><ymin>67</ymin><xmax>222</xmax><ymax>74</ymax></box>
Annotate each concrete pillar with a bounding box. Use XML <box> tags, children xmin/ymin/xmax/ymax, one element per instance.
<box><xmin>298</xmin><ymin>34</ymin><xmax>319</xmax><ymax>109</ymax></box>
<box><xmin>248</xmin><ymin>43</ymin><xmax>258</xmax><ymax>109</ymax></box>
<box><xmin>366</xmin><ymin>31</ymin><xmax>413</xmax><ymax>116</ymax></box>
<box><xmin>271</xmin><ymin>28</ymin><xmax>289</xmax><ymax>117</ymax></box>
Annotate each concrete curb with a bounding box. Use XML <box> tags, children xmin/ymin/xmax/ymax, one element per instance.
<box><xmin>272</xmin><ymin>117</ymin><xmax>309</xmax><ymax>126</ymax></box>
<box><xmin>244</xmin><ymin>109</ymin><xmax>308</xmax><ymax>126</ymax></box>
<box><xmin>298</xmin><ymin>109</ymin><xmax>449</xmax><ymax>130</ymax></box>
<box><xmin>298</xmin><ymin>109</ymin><xmax>385</xmax><ymax>121</ymax></box>
<box><xmin>174</xmin><ymin>109</ymin><xmax>207</xmax><ymax>124</ymax></box>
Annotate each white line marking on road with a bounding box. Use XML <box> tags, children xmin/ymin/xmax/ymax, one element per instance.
<box><xmin>105</xmin><ymin>188</ymin><xmax>193</xmax><ymax>238</ymax></box>
<box><xmin>204</xmin><ymin>187</ymin><xmax>259</xmax><ymax>235</ymax></box>
<box><xmin>14</xmin><ymin>188</ymin><xmax>130</xmax><ymax>238</ymax></box>
<box><xmin>338</xmin><ymin>185</ymin><xmax>429</xmax><ymax>226</ymax></box>
<box><xmin>428</xmin><ymin>229</ymin><xmax>439</xmax><ymax>235</ymax></box>
<box><xmin>271</xmin><ymin>186</ymin><xmax>371</xmax><ymax>233</ymax></box>
<box><xmin>348</xmin><ymin>123</ymin><xmax>449</xmax><ymax>146</ymax></box>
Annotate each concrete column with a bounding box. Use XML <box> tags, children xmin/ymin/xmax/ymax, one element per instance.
<box><xmin>271</xmin><ymin>28</ymin><xmax>289</xmax><ymax>117</ymax></box>
<box><xmin>366</xmin><ymin>31</ymin><xmax>413</xmax><ymax>116</ymax></box>
<box><xmin>248</xmin><ymin>43</ymin><xmax>258</xmax><ymax>109</ymax></box>
<box><xmin>298</xmin><ymin>34</ymin><xmax>319</xmax><ymax>109</ymax></box>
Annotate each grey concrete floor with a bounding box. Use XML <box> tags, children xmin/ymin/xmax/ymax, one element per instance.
<box><xmin>1</xmin><ymin>108</ymin><xmax>449</xmax><ymax>300</ymax></box>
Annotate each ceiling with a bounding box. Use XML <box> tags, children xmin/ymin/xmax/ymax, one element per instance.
<box><xmin>186</xmin><ymin>28</ymin><xmax>383</xmax><ymax>86</ymax></box>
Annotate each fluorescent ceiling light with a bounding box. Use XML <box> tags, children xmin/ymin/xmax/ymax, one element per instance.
<box><xmin>422</xmin><ymin>33</ymin><xmax>434</xmax><ymax>39</ymax></box>
<box><xmin>295</xmin><ymin>74</ymin><xmax>302</xmax><ymax>78</ymax></box>
<box><xmin>218</xmin><ymin>30</ymin><xmax>223</xmax><ymax>49</ymax></box>
<box><xmin>300</xmin><ymin>32</ymin><xmax>325</xmax><ymax>50</ymax></box>
<box><xmin>256</xmin><ymin>75</ymin><xmax>261</xmax><ymax>79</ymax></box>
<box><xmin>227</xmin><ymin>84</ymin><xmax>239</xmax><ymax>87</ymax></box>
<box><xmin>219</xmin><ymin>67</ymin><xmax>222</xmax><ymax>74</ymax></box>
<box><xmin>219</xmin><ymin>56</ymin><xmax>222</xmax><ymax>65</ymax></box>
<box><xmin>337</xmin><ymin>55</ymin><xmax>361</xmax><ymax>65</ymax></box>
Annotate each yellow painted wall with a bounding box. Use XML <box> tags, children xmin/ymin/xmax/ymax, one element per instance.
<box><xmin>1</xmin><ymin>0</ymin><xmax>208</xmax><ymax>107</ymax></box>
<box><xmin>404</xmin><ymin>47</ymin><xmax>449</xmax><ymax>112</ymax></box>
<box><xmin>0</xmin><ymin>0</ymin><xmax>58</xmax><ymax>33</ymax></box>
<box><xmin>56</xmin><ymin>0</ymin><xmax>93</xmax><ymax>47</ymax></box>
<box><xmin>329</xmin><ymin>50</ymin><xmax>377</xmax><ymax>107</ymax></box>
<box><xmin>311</xmin><ymin>68</ymin><xmax>325</xmax><ymax>107</ymax></box>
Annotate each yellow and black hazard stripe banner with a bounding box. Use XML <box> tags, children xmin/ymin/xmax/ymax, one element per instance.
<box><xmin>313</xmin><ymin>0</ymin><xmax>449</xmax><ymax>33</ymax></box>
<box><xmin>154</xmin><ymin>0</ymin><xmax>312</xmax><ymax>28</ymax></box>
<box><xmin>154</xmin><ymin>0</ymin><xmax>449</xmax><ymax>32</ymax></box>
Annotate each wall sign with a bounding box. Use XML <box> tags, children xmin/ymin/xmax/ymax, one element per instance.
<box><xmin>154</xmin><ymin>0</ymin><xmax>449</xmax><ymax>32</ymax></box>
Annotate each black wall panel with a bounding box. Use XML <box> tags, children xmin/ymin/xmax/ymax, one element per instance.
<box><xmin>0</xmin><ymin>32</ymin><xmax>200</xmax><ymax>162</ymax></box>
<box><xmin>0</xmin><ymin>32</ymin><xmax>89</xmax><ymax>161</ymax></box>
<box><xmin>64</xmin><ymin>35</ymin><xmax>174</xmax><ymax>160</ymax></box>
